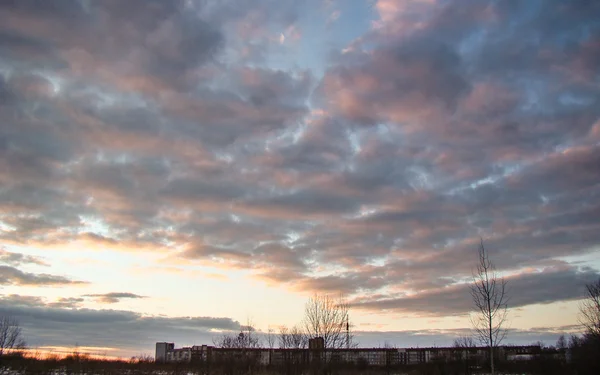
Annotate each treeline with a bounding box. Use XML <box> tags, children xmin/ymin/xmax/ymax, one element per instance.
<box><xmin>0</xmin><ymin>343</ymin><xmax>597</xmax><ymax>375</ymax></box>
<box><xmin>212</xmin><ymin>294</ymin><xmax>354</xmax><ymax>351</ymax></box>
<box><xmin>0</xmin><ymin>351</ymin><xmax>430</xmax><ymax>375</ymax></box>
<box><xmin>493</xmin><ymin>335</ymin><xmax>600</xmax><ymax>375</ymax></box>
<box><xmin>0</xmin><ymin>352</ymin><xmax>161</xmax><ymax>375</ymax></box>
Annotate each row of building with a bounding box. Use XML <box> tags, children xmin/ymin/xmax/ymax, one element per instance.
<box><xmin>156</xmin><ymin>340</ymin><xmax>544</xmax><ymax>367</ymax></box>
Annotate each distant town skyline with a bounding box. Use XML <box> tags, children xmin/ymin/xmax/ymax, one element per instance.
<box><xmin>0</xmin><ymin>0</ymin><xmax>598</xmax><ymax>358</ymax></box>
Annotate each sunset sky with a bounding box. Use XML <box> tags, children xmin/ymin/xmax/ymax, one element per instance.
<box><xmin>1</xmin><ymin>0</ymin><xmax>599</xmax><ymax>359</ymax></box>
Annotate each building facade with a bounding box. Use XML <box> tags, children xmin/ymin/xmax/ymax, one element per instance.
<box><xmin>155</xmin><ymin>342</ymin><xmax>174</xmax><ymax>362</ymax></box>
<box><xmin>155</xmin><ymin>341</ymin><xmax>544</xmax><ymax>367</ymax></box>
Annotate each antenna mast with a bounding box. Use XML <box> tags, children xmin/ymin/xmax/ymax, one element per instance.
<box><xmin>346</xmin><ymin>314</ymin><xmax>350</xmax><ymax>349</ymax></box>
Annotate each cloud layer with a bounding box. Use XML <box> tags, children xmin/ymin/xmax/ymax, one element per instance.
<box><xmin>0</xmin><ymin>265</ymin><xmax>86</xmax><ymax>286</ymax></box>
<box><xmin>0</xmin><ymin>0</ymin><xmax>598</xmax><ymax>341</ymax></box>
<box><xmin>0</xmin><ymin>294</ymin><xmax>575</xmax><ymax>356</ymax></box>
<box><xmin>0</xmin><ymin>294</ymin><xmax>242</xmax><ymax>356</ymax></box>
<box><xmin>83</xmin><ymin>293</ymin><xmax>147</xmax><ymax>304</ymax></box>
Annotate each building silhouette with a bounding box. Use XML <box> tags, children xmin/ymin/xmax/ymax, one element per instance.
<box><xmin>155</xmin><ymin>339</ymin><xmax>544</xmax><ymax>368</ymax></box>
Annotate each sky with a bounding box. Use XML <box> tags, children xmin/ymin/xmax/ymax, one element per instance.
<box><xmin>0</xmin><ymin>0</ymin><xmax>599</xmax><ymax>359</ymax></box>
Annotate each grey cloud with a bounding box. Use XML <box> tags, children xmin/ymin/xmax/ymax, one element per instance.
<box><xmin>78</xmin><ymin>163</ymin><xmax>138</xmax><ymax>197</ymax></box>
<box><xmin>234</xmin><ymin>68</ymin><xmax>312</xmax><ymax>109</ymax></box>
<box><xmin>2</xmin><ymin>293</ymin><xmax>572</xmax><ymax>354</ymax></box>
<box><xmin>0</xmin><ymin>265</ymin><xmax>87</xmax><ymax>286</ymax></box>
<box><xmin>163</xmin><ymin>86</ymin><xmax>310</xmax><ymax>148</ymax></box>
<box><xmin>0</xmin><ymin>248</ymin><xmax>48</xmax><ymax>266</ymax></box>
<box><xmin>161</xmin><ymin>177</ymin><xmax>247</xmax><ymax>203</ymax></box>
<box><xmin>0</xmin><ymin>199</ymin><xmax>84</xmax><ymax>243</ymax></box>
<box><xmin>83</xmin><ymin>293</ymin><xmax>148</xmax><ymax>304</ymax></box>
<box><xmin>199</xmin><ymin>0</ymin><xmax>299</xmax><ymax>26</ymax></box>
<box><xmin>180</xmin><ymin>243</ymin><xmax>252</xmax><ymax>263</ymax></box>
<box><xmin>350</xmin><ymin>265</ymin><xmax>599</xmax><ymax>316</ymax></box>
<box><xmin>319</xmin><ymin>37</ymin><xmax>470</xmax><ymax>126</ymax></box>
<box><xmin>255</xmin><ymin>118</ymin><xmax>354</xmax><ymax>180</ymax></box>
<box><xmin>48</xmin><ymin>297</ymin><xmax>85</xmax><ymax>309</ymax></box>
<box><xmin>0</xmin><ymin>0</ymin><xmax>313</xmax><ymax>246</ymax></box>
<box><xmin>295</xmin><ymin>273</ymin><xmax>387</xmax><ymax>296</ymax></box>
<box><xmin>477</xmin><ymin>0</ymin><xmax>600</xmax><ymax>76</ymax></box>
<box><xmin>0</xmin><ymin>0</ymin><xmax>223</xmax><ymax>92</ymax></box>
<box><xmin>254</xmin><ymin>242</ymin><xmax>307</xmax><ymax>270</ymax></box>
<box><xmin>508</xmin><ymin>146</ymin><xmax>600</xmax><ymax>196</ymax></box>
<box><xmin>354</xmin><ymin>326</ymin><xmax>579</xmax><ymax>348</ymax></box>
<box><xmin>0</xmin><ymin>75</ymin><xmax>79</xmax><ymax>188</ymax></box>
<box><xmin>0</xmin><ymin>0</ymin><xmax>599</xmax><ymax>343</ymax></box>
<box><xmin>0</xmin><ymin>294</ymin><xmax>45</xmax><ymax>307</ymax></box>
<box><xmin>0</xmin><ymin>29</ymin><xmax>62</xmax><ymax>69</ymax></box>
<box><xmin>243</xmin><ymin>188</ymin><xmax>362</xmax><ymax>216</ymax></box>
<box><xmin>360</xmin><ymin>201</ymin><xmax>465</xmax><ymax>228</ymax></box>
<box><xmin>0</xmin><ymin>295</ymin><xmax>241</xmax><ymax>356</ymax></box>
<box><xmin>177</xmin><ymin>214</ymin><xmax>291</xmax><ymax>249</ymax></box>
<box><xmin>317</xmin><ymin>0</ymin><xmax>600</xmax><ymax>184</ymax></box>
<box><xmin>179</xmin><ymin>239</ymin><xmax>310</xmax><ymax>277</ymax></box>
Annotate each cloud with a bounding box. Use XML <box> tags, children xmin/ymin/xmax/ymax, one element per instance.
<box><xmin>326</xmin><ymin>10</ymin><xmax>341</xmax><ymax>27</ymax></box>
<box><xmin>49</xmin><ymin>297</ymin><xmax>85</xmax><ymax>309</ymax></box>
<box><xmin>83</xmin><ymin>293</ymin><xmax>147</xmax><ymax>304</ymax></box>
<box><xmin>0</xmin><ymin>248</ymin><xmax>48</xmax><ymax>266</ymax></box>
<box><xmin>0</xmin><ymin>265</ymin><xmax>88</xmax><ymax>286</ymax></box>
<box><xmin>0</xmin><ymin>294</ymin><xmax>243</xmax><ymax>356</ymax></box>
<box><xmin>354</xmin><ymin>325</ymin><xmax>580</xmax><ymax>348</ymax></box>
<box><xmin>349</xmin><ymin>264</ymin><xmax>599</xmax><ymax>316</ymax></box>
<box><xmin>0</xmin><ymin>0</ymin><xmax>223</xmax><ymax>93</ymax></box>
<box><xmin>319</xmin><ymin>36</ymin><xmax>470</xmax><ymax>126</ymax></box>
<box><xmin>0</xmin><ymin>294</ymin><xmax>577</xmax><ymax>355</ymax></box>
<box><xmin>241</xmin><ymin>187</ymin><xmax>362</xmax><ymax>217</ymax></box>
<box><xmin>179</xmin><ymin>240</ymin><xmax>308</xmax><ymax>282</ymax></box>
<box><xmin>0</xmin><ymin>0</ymin><xmax>598</xmax><ymax>335</ymax></box>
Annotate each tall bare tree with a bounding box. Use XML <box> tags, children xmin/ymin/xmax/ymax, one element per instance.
<box><xmin>579</xmin><ymin>277</ymin><xmax>600</xmax><ymax>338</ymax></box>
<box><xmin>0</xmin><ymin>316</ymin><xmax>26</xmax><ymax>355</ymax></box>
<box><xmin>470</xmin><ymin>239</ymin><xmax>508</xmax><ymax>375</ymax></box>
<box><xmin>302</xmin><ymin>294</ymin><xmax>354</xmax><ymax>349</ymax></box>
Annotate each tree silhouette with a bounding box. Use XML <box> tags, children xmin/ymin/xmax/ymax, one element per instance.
<box><xmin>0</xmin><ymin>316</ymin><xmax>26</xmax><ymax>356</ymax></box>
<box><xmin>302</xmin><ymin>294</ymin><xmax>354</xmax><ymax>349</ymax></box>
<box><xmin>470</xmin><ymin>239</ymin><xmax>508</xmax><ymax>375</ymax></box>
<box><xmin>580</xmin><ymin>278</ymin><xmax>600</xmax><ymax>338</ymax></box>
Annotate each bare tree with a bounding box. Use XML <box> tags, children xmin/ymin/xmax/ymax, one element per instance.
<box><xmin>579</xmin><ymin>278</ymin><xmax>600</xmax><ymax>338</ymax></box>
<box><xmin>213</xmin><ymin>330</ymin><xmax>261</xmax><ymax>349</ymax></box>
<box><xmin>213</xmin><ymin>332</ymin><xmax>238</xmax><ymax>348</ymax></box>
<box><xmin>279</xmin><ymin>326</ymin><xmax>290</xmax><ymax>348</ymax></box>
<box><xmin>213</xmin><ymin>318</ymin><xmax>261</xmax><ymax>349</ymax></box>
<box><xmin>289</xmin><ymin>325</ymin><xmax>307</xmax><ymax>349</ymax></box>
<box><xmin>381</xmin><ymin>341</ymin><xmax>395</xmax><ymax>349</ymax></box>
<box><xmin>470</xmin><ymin>239</ymin><xmax>508</xmax><ymax>375</ymax></box>
<box><xmin>302</xmin><ymin>294</ymin><xmax>355</xmax><ymax>349</ymax></box>
<box><xmin>0</xmin><ymin>316</ymin><xmax>26</xmax><ymax>355</ymax></box>
<box><xmin>241</xmin><ymin>317</ymin><xmax>261</xmax><ymax>348</ymax></box>
<box><xmin>453</xmin><ymin>335</ymin><xmax>476</xmax><ymax>369</ymax></box>
<box><xmin>556</xmin><ymin>335</ymin><xmax>567</xmax><ymax>351</ymax></box>
<box><xmin>278</xmin><ymin>325</ymin><xmax>307</xmax><ymax>349</ymax></box>
<box><xmin>453</xmin><ymin>335</ymin><xmax>476</xmax><ymax>348</ymax></box>
<box><xmin>266</xmin><ymin>326</ymin><xmax>275</xmax><ymax>349</ymax></box>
